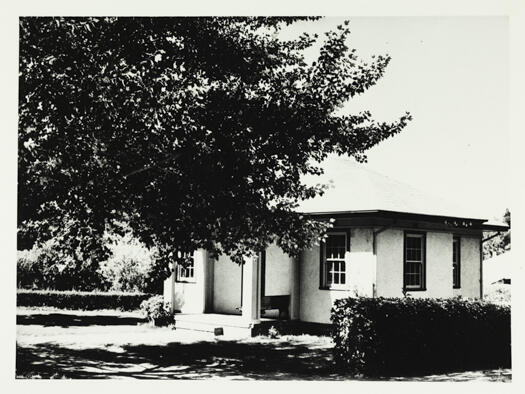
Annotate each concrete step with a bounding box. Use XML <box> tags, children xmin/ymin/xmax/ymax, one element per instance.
<box><xmin>173</xmin><ymin>319</ymin><xmax>224</xmax><ymax>335</ymax></box>
<box><xmin>173</xmin><ymin>315</ymin><xmax>258</xmax><ymax>337</ymax></box>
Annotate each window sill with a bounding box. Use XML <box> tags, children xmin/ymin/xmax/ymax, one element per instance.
<box><xmin>404</xmin><ymin>287</ymin><xmax>427</xmax><ymax>292</ymax></box>
<box><xmin>319</xmin><ymin>286</ymin><xmax>351</xmax><ymax>291</ymax></box>
<box><xmin>175</xmin><ymin>279</ymin><xmax>197</xmax><ymax>284</ymax></box>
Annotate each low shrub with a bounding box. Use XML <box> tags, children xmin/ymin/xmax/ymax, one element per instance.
<box><xmin>140</xmin><ymin>295</ymin><xmax>173</xmax><ymax>326</ymax></box>
<box><xmin>17</xmin><ymin>289</ymin><xmax>152</xmax><ymax>311</ymax></box>
<box><xmin>331</xmin><ymin>297</ymin><xmax>511</xmax><ymax>377</ymax></box>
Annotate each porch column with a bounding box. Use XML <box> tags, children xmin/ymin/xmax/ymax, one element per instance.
<box><xmin>289</xmin><ymin>255</ymin><xmax>300</xmax><ymax>320</ymax></box>
<box><xmin>193</xmin><ymin>248</ymin><xmax>209</xmax><ymax>313</ymax></box>
<box><xmin>242</xmin><ymin>254</ymin><xmax>261</xmax><ymax>324</ymax></box>
<box><xmin>204</xmin><ymin>252</ymin><xmax>214</xmax><ymax>312</ymax></box>
<box><xmin>163</xmin><ymin>268</ymin><xmax>176</xmax><ymax>313</ymax></box>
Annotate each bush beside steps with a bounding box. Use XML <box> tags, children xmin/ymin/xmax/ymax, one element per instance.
<box><xmin>331</xmin><ymin>297</ymin><xmax>511</xmax><ymax>377</ymax></box>
<box><xmin>140</xmin><ymin>295</ymin><xmax>173</xmax><ymax>326</ymax></box>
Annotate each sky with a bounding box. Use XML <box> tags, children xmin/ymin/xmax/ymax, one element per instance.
<box><xmin>281</xmin><ymin>16</ymin><xmax>509</xmax><ymax>220</ymax></box>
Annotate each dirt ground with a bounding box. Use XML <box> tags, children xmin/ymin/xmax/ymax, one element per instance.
<box><xmin>16</xmin><ymin>307</ymin><xmax>512</xmax><ymax>381</ymax></box>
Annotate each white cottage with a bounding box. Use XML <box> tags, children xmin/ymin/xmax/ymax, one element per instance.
<box><xmin>163</xmin><ymin>161</ymin><xmax>508</xmax><ymax>335</ymax></box>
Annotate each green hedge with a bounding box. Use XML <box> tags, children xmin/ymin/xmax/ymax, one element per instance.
<box><xmin>17</xmin><ymin>289</ymin><xmax>154</xmax><ymax>311</ymax></box>
<box><xmin>331</xmin><ymin>297</ymin><xmax>511</xmax><ymax>377</ymax></box>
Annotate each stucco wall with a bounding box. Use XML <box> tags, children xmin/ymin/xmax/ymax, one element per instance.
<box><xmin>420</xmin><ymin>232</ymin><xmax>453</xmax><ymax>298</ymax></box>
<box><xmin>299</xmin><ymin>228</ymin><xmax>376</xmax><ymax>324</ymax></box>
<box><xmin>455</xmin><ymin>236</ymin><xmax>481</xmax><ymax>298</ymax></box>
<box><xmin>376</xmin><ymin>229</ymin><xmax>455</xmax><ymax>298</ymax></box>
<box><xmin>173</xmin><ymin>280</ymin><xmax>203</xmax><ymax>313</ymax></box>
<box><xmin>376</xmin><ymin>229</ymin><xmax>480</xmax><ymax>299</ymax></box>
<box><xmin>348</xmin><ymin>228</ymin><xmax>376</xmax><ymax>296</ymax></box>
<box><xmin>264</xmin><ymin>243</ymin><xmax>291</xmax><ymax>296</ymax></box>
<box><xmin>375</xmin><ymin>229</ymin><xmax>404</xmax><ymax>297</ymax></box>
<box><xmin>212</xmin><ymin>253</ymin><xmax>242</xmax><ymax>314</ymax></box>
<box><xmin>172</xmin><ymin>249</ymin><xmax>207</xmax><ymax>313</ymax></box>
<box><xmin>166</xmin><ymin>228</ymin><xmax>481</xmax><ymax>321</ymax></box>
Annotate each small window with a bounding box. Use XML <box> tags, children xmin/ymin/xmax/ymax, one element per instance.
<box><xmin>453</xmin><ymin>236</ymin><xmax>461</xmax><ymax>288</ymax></box>
<box><xmin>175</xmin><ymin>251</ymin><xmax>195</xmax><ymax>282</ymax></box>
<box><xmin>404</xmin><ymin>232</ymin><xmax>426</xmax><ymax>290</ymax></box>
<box><xmin>321</xmin><ymin>233</ymin><xmax>348</xmax><ymax>289</ymax></box>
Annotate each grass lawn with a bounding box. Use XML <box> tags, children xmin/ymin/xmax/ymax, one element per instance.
<box><xmin>16</xmin><ymin>307</ymin><xmax>511</xmax><ymax>381</ymax></box>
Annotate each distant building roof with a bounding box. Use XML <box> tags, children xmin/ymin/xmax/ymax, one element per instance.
<box><xmin>297</xmin><ymin>158</ymin><xmax>506</xmax><ymax>228</ymax></box>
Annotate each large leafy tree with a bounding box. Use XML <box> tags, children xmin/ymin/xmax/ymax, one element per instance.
<box><xmin>19</xmin><ymin>17</ymin><xmax>410</xmax><ymax>274</ymax></box>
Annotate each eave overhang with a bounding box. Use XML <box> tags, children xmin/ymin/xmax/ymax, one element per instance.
<box><xmin>301</xmin><ymin>209</ymin><xmax>509</xmax><ymax>233</ymax></box>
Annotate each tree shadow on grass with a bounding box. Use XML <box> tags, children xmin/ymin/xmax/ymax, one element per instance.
<box><xmin>16</xmin><ymin>337</ymin><xmax>511</xmax><ymax>381</ymax></box>
<box><xmin>16</xmin><ymin>313</ymin><xmax>146</xmax><ymax>327</ymax></box>
<box><xmin>16</xmin><ymin>338</ymin><xmax>347</xmax><ymax>380</ymax></box>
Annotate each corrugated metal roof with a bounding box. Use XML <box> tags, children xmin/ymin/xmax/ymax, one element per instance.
<box><xmin>297</xmin><ymin>157</ymin><xmax>489</xmax><ymax>221</ymax></box>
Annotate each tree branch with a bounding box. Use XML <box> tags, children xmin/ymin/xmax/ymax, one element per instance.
<box><xmin>122</xmin><ymin>151</ymin><xmax>183</xmax><ymax>179</ymax></box>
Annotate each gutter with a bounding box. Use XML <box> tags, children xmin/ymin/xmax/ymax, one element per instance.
<box><xmin>481</xmin><ymin>231</ymin><xmax>502</xmax><ymax>243</ymax></box>
<box><xmin>479</xmin><ymin>230</ymin><xmax>508</xmax><ymax>298</ymax></box>
<box><xmin>372</xmin><ymin>225</ymin><xmax>391</xmax><ymax>255</ymax></box>
<box><xmin>371</xmin><ymin>225</ymin><xmax>391</xmax><ymax>298</ymax></box>
<box><xmin>479</xmin><ymin>230</ymin><xmax>508</xmax><ymax>299</ymax></box>
<box><xmin>479</xmin><ymin>234</ymin><xmax>483</xmax><ymax>299</ymax></box>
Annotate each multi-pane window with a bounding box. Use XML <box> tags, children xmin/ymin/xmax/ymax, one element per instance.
<box><xmin>452</xmin><ymin>236</ymin><xmax>461</xmax><ymax>288</ymax></box>
<box><xmin>175</xmin><ymin>251</ymin><xmax>195</xmax><ymax>282</ymax></box>
<box><xmin>321</xmin><ymin>233</ymin><xmax>347</xmax><ymax>288</ymax></box>
<box><xmin>404</xmin><ymin>233</ymin><xmax>426</xmax><ymax>290</ymax></box>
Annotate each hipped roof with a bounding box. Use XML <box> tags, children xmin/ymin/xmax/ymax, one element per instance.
<box><xmin>297</xmin><ymin>158</ymin><xmax>508</xmax><ymax>230</ymax></box>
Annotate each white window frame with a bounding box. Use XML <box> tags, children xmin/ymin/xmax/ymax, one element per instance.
<box><xmin>321</xmin><ymin>232</ymin><xmax>348</xmax><ymax>290</ymax></box>
<box><xmin>452</xmin><ymin>236</ymin><xmax>461</xmax><ymax>289</ymax></box>
<box><xmin>175</xmin><ymin>251</ymin><xmax>196</xmax><ymax>283</ymax></box>
<box><xmin>404</xmin><ymin>232</ymin><xmax>426</xmax><ymax>291</ymax></box>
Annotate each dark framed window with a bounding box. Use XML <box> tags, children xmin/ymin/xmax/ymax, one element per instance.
<box><xmin>175</xmin><ymin>251</ymin><xmax>195</xmax><ymax>282</ymax></box>
<box><xmin>320</xmin><ymin>232</ymin><xmax>349</xmax><ymax>289</ymax></box>
<box><xmin>453</xmin><ymin>236</ymin><xmax>461</xmax><ymax>288</ymax></box>
<box><xmin>404</xmin><ymin>232</ymin><xmax>426</xmax><ymax>291</ymax></box>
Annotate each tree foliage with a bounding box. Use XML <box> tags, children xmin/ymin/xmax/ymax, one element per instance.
<box><xmin>17</xmin><ymin>239</ymin><xmax>106</xmax><ymax>291</ymax></box>
<box><xmin>17</xmin><ymin>232</ymin><xmax>164</xmax><ymax>292</ymax></box>
<box><xmin>483</xmin><ymin>209</ymin><xmax>511</xmax><ymax>259</ymax></box>
<box><xmin>19</xmin><ymin>17</ymin><xmax>411</xmax><ymax>269</ymax></box>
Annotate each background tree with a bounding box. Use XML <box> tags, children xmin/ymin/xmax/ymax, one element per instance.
<box><xmin>19</xmin><ymin>17</ymin><xmax>411</xmax><ymax>276</ymax></box>
<box><xmin>483</xmin><ymin>209</ymin><xmax>511</xmax><ymax>259</ymax></box>
<box><xmin>17</xmin><ymin>229</ymin><xmax>161</xmax><ymax>292</ymax></box>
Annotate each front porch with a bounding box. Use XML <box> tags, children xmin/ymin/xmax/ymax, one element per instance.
<box><xmin>173</xmin><ymin>313</ymin><xmax>280</xmax><ymax>337</ymax></box>
<box><xmin>172</xmin><ymin>312</ymin><xmax>333</xmax><ymax>338</ymax></box>
<box><xmin>164</xmin><ymin>249</ymin><xmax>301</xmax><ymax>332</ymax></box>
